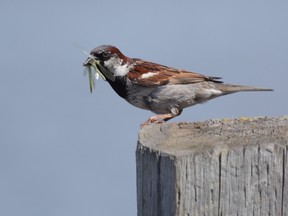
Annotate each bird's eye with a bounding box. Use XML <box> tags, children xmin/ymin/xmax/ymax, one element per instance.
<box><xmin>102</xmin><ymin>52</ymin><xmax>109</xmax><ymax>58</ymax></box>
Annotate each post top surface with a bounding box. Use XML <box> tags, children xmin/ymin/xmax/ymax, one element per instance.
<box><xmin>138</xmin><ymin>116</ymin><xmax>288</xmax><ymax>157</ymax></box>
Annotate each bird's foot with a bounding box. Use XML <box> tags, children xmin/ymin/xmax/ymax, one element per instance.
<box><xmin>140</xmin><ymin>113</ymin><xmax>174</xmax><ymax>128</ymax></box>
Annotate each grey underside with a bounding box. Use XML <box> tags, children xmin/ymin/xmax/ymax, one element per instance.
<box><xmin>126</xmin><ymin>82</ymin><xmax>272</xmax><ymax>114</ymax></box>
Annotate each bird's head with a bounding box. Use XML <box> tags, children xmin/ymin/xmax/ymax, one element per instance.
<box><xmin>83</xmin><ymin>45</ymin><xmax>132</xmax><ymax>82</ymax></box>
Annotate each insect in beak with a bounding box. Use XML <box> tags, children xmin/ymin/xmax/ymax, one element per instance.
<box><xmin>82</xmin><ymin>54</ymin><xmax>115</xmax><ymax>93</ymax></box>
<box><xmin>83</xmin><ymin>57</ymin><xmax>106</xmax><ymax>93</ymax></box>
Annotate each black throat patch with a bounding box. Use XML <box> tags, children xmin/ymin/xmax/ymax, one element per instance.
<box><xmin>107</xmin><ymin>76</ymin><xmax>128</xmax><ymax>99</ymax></box>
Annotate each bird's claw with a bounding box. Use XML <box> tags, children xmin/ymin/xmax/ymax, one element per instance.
<box><xmin>140</xmin><ymin>114</ymin><xmax>174</xmax><ymax>128</ymax></box>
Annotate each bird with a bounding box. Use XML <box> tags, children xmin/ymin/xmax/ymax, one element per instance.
<box><xmin>83</xmin><ymin>45</ymin><xmax>273</xmax><ymax>125</ymax></box>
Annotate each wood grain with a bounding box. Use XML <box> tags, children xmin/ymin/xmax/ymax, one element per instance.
<box><xmin>136</xmin><ymin>116</ymin><xmax>288</xmax><ymax>216</ymax></box>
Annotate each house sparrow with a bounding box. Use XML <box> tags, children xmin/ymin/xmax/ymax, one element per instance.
<box><xmin>83</xmin><ymin>45</ymin><xmax>273</xmax><ymax>124</ymax></box>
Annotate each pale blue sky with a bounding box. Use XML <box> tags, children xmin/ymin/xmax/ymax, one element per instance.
<box><xmin>0</xmin><ymin>1</ymin><xmax>287</xmax><ymax>216</ymax></box>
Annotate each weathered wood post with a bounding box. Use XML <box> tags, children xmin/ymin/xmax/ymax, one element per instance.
<box><xmin>136</xmin><ymin>116</ymin><xmax>288</xmax><ymax>216</ymax></box>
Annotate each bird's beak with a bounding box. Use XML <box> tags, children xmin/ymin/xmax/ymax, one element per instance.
<box><xmin>83</xmin><ymin>57</ymin><xmax>93</xmax><ymax>67</ymax></box>
<box><xmin>83</xmin><ymin>57</ymin><xmax>115</xmax><ymax>82</ymax></box>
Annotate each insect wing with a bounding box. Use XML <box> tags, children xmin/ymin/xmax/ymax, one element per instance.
<box><xmin>83</xmin><ymin>67</ymin><xmax>88</xmax><ymax>77</ymax></box>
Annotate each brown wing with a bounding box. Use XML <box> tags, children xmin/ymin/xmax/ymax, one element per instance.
<box><xmin>127</xmin><ymin>59</ymin><xmax>222</xmax><ymax>86</ymax></box>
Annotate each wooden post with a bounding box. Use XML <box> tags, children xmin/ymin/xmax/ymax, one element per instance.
<box><xmin>136</xmin><ymin>116</ymin><xmax>288</xmax><ymax>216</ymax></box>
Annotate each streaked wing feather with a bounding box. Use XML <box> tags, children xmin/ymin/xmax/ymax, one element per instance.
<box><xmin>128</xmin><ymin>60</ymin><xmax>222</xmax><ymax>86</ymax></box>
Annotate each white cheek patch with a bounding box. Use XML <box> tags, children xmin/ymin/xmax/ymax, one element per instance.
<box><xmin>141</xmin><ymin>72</ymin><xmax>159</xmax><ymax>79</ymax></box>
<box><xmin>114</xmin><ymin>64</ymin><xmax>131</xmax><ymax>76</ymax></box>
<box><xmin>104</xmin><ymin>57</ymin><xmax>132</xmax><ymax>76</ymax></box>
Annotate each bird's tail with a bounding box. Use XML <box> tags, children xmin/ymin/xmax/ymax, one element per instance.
<box><xmin>215</xmin><ymin>83</ymin><xmax>273</xmax><ymax>94</ymax></box>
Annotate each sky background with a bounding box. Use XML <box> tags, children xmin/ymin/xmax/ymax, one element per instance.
<box><xmin>0</xmin><ymin>1</ymin><xmax>287</xmax><ymax>216</ymax></box>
